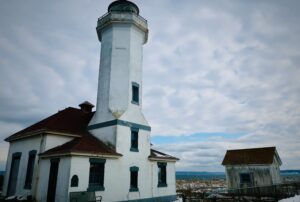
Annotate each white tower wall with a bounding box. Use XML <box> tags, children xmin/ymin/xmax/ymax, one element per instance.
<box><xmin>89</xmin><ymin>11</ymin><xmax>150</xmax><ymax>148</ymax></box>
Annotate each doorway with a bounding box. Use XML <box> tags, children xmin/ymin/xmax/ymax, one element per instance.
<box><xmin>47</xmin><ymin>158</ymin><xmax>60</xmax><ymax>202</ymax></box>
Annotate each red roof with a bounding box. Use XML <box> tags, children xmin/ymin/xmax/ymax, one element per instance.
<box><xmin>5</xmin><ymin>107</ymin><xmax>94</xmax><ymax>142</ymax></box>
<box><xmin>40</xmin><ymin>133</ymin><xmax>121</xmax><ymax>157</ymax></box>
<box><xmin>222</xmin><ymin>147</ymin><xmax>280</xmax><ymax>165</ymax></box>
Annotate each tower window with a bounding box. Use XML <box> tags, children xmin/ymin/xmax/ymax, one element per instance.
<box><xmin>24</xmin><ymin>150</ymin><xmax>37</xmax><ymax>189</ymax></box>
<box><xmin>131</xmin><ymin>82</ymin><xmax>139</xmax><ymax>105</ymax></box>
<box><xmin>129</xmin><ymin>166</ymin><xmax>139</xmax><ymax>192</ymax></box>
<box><xmin>158</xmin><ymin>162</ymin><xmax>167</xmax><ymax>187</ymax></box>
<box><xmin>88</xmin><ymin>158</ymin><xmax>106</xmax><ymax>191</ymax></box>
<box><xmin>130</xmin><ymin>128</ymin><xmax>139</xmax><ymax>152</ymax></box>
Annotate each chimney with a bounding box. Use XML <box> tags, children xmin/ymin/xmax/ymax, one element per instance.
<box><xmin>79</xmin><ymin>101</ymin><xmax>94</xmax><ymax>113</ymax></box>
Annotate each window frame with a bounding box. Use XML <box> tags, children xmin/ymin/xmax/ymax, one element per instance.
<box><xmin>131</xmin><ymin>82</ymin><xmax>140</xmax><ymax>105</ymax></box>
<box><xmin>87</xmin><ymin>158</ymin><xmax>106</xmax><ymax>191</ymax></box>
<box><xmin>130</xmin><ymin>128</ymin><xmax>139</xmax><ymax>152</ymax></box>
<box><xmin>24</xmin><ymin>150</ymin><xmax>37</xmax><ymax>189</ymax></box>
<box><xmin>157</xmin><ymin>162</ymin><xmax>167</xmax><ymax>187</ymax></box>
<box><xmin>129</xmin><ymin>166</ymin><xmax>139</xmax><ymax>192</ymax></box>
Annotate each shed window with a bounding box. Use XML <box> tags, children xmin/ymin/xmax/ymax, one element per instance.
<box><xmin>130</xmin><ymin>166</ymin><xmax>139</xmax><ymax>192</ymax></box>
<box><xmin>71</xmin><ymin>175</ymin><xmax>79</xmax><ymax>187</ymax></box>
<box><xmin>130</xmin><ymin>128</ymin><xmax>139</xmax><ymax>152</ymax></box>
<box><xmin>24</xmin><ymin>150</ymin><xmax>37</xmax><ymax>189</ymax></box>
<box><xmin>158</xmin><ymin>162</ymin><xmax>167</xmax><ymax>187</ymax></box>
<box><xmin>131</xmin><ymin>82</ymin><xmax>139</xmax><ymax>105</ymax></box>
<box><xmin>88</xmin><ymin>158</ymin><xmax>106</xmax><ymax>191</ymax></box>
<box><xmin>240</xmin><ymin>173</ymin><xmax>252</xmax><ymax>184</ymax></box>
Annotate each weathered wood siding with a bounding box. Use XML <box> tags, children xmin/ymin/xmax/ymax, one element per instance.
<box><xmin>225</xmin><ymin>159</ymin><xmax>281</xmax><ymax>189</ymax></box>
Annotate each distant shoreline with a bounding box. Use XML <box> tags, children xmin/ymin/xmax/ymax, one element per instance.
<box><xmin>176</xmin><ymin>170</ymin><xmax>300</xmax><ymax>180</ymax></box>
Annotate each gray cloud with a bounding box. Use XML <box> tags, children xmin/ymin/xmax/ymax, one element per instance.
<box><xmin>0</xmin><ymin>0</ymin><xmax>300</xmax><ymax>171</ymax></box>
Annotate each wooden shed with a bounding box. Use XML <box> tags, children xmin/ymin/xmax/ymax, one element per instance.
<box><xmin>222</xmin><ymin>147</ymin><xmax>282</xmax><ymax>190</ymax></box>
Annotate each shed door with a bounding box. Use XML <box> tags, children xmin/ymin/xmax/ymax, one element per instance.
<box><xmin>7</xmin><ymin>154</ymin><xmax>21</xmax><ymax>196</ymax></box>
<box><xmin>47</xmin><ymin>159</ymin><xmax>60</xmax><ymax>202</ymax></box>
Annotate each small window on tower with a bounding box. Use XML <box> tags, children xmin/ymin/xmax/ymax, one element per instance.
<box><xmin>129</xmin><ymin>166</ymin><xmax>139</xmax><ymax>192</ymax></box>
<box><xmin>130</xmin><ymin>128</ymin><xmax>139</xmax><ymax>152</ymax></box>
<box><xmin>132</xmin><ymin>82</ymin><xmax>139</xmax><ymax>105</ymax></box>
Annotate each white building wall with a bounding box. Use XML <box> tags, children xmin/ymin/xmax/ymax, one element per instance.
<box><xmin>89</xmin><ymin>126</ymin><xmax>117</xmax><ymax>149</ymax></box>
<box><xmin>36</xmin><ymin>157</ymin><xmax>71</xmax><ymax>202</ymax></box>
<box><xmin>68</xmin><ymin>156</ymin><xmax>176</xmax><ymax>202</ymax></box>
<box><xmin>35</xmin><ymin>158</ymin><xmax>50</xmax><ymax>202</ymax></box>
<box><xmin>2</xmin><ymin>134</ymin><xmax>74</xmax><ymax>199</ymax></box>
<box><xmin>2</xmin><ymin>136</ymin><xmax>41</xmax><ymax>197</ymax></box>
<box><xmin>44</xmin><ymin>134</ymin><xmax>73</xmax><ymax>151</ymax></box>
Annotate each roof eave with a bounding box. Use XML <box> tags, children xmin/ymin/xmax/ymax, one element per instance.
<box><xmin>148</xmin><ymin>157</ymin><xmax>179</xmax><ymax>162</ymax></box>
<box><xmin>40</xmin><ymin>151</ymin><xmax>122</xmax><ymax>159</ymax></box>
<box><xmin>6</xmin><ymin>130</ymin><xmax>82</xmax><ymax>142</ymax></box>
<box><xmin>223</xmin><ymin>163</ymin><xmax>273</xmax><ymax>166</ymax></box>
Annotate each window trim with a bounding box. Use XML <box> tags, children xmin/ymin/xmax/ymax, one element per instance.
<box><xmin>157</xmin><ymin>162</ymin><xmax>167</xmax><ymax>187</ymax></box>
<box><xmin>130</xmin><ymin>128</ymin><xmax>139</xmax><ymax>152</ymax></box>
<box><xmin>129</xmin><ymin>166</ymin><xmax>139</xmax><ymax>192</ymax></box>
<box><xmin>24</xmin><ymin>150</ymin><xmax>37</xmax><ymax>189</ymax></box>
<box><xmin>131</xmin><ymin>82</ymin><xmax>140</xmax><ymax>105</ymax></box>
<box><xmin>87</xmin><ymin>158</ymin><xmax>106</xmax><ymax>191</ymax></box>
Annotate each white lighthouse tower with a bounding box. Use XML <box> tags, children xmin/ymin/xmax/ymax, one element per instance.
<box><xmin>87</xmin><ymin>1</ymin><xmax>178</xmax><ymax>201</ymax></box>
<box><xmin>89</xmin><ymin>0</ymin><xmax>150</xmax><ymax>152</ymax></box>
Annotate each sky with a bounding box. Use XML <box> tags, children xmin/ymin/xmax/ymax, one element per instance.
<box><xmin>0</xmin><ymin>0</ymin><xmax>300</xmax><ymax>172</ymax></box>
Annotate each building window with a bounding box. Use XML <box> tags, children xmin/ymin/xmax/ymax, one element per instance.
<box><xmin>71</xmin><ymin>175</ymin><xmax>79</xmax><ymax>187</ymax></box>
<box><xmin>158</xmin><ymin>162</ymin><xmax>167</xmax><ymax>187</ymax></box>
<box><xmin>7</xmin><ymin>152</ymin><xmax>22</xmax><ymax>196</ymax></box>
<box><xmin>240</xmin><ymin>173</ymin><xmax>252</xmax><ymax>186</ymax></box>
<box><xmin>24</xmin><ymin>150</ymin><xmax>37</xmax><ymax>189</ymax></box>
<box><xmin>131</xmin><ymin>82</ymin><xmax>139</xmax><ymax>105</ymax></box>
<box><xmin>88</xmin><ymin>158</ymin><xmax>106</xmax><ymax>191</ymax></box>
<box><xmin>130</xmin><ymin>128</ymin><xmax>139</xmax><ymax>152</ymax></box>
<box><xmin>130</xmin><ymin>166</ymin><xmax>139</xmax><ymax>192</ymax></box>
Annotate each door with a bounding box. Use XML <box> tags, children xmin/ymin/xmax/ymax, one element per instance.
<box><xmin>7</xmin><ymin>153</ymin><xmax>21</xmax><ymax>196</ymax></box>
<box><xmin>47</xmin><ymin>159</ymin><xmax>60</xmax><ymax>202</ymax></box>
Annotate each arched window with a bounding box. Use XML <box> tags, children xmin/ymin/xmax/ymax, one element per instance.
<box><xmin>71</xmin><ymin>175</ymin><xmax>79</xmax><ymax>187</ymax></box>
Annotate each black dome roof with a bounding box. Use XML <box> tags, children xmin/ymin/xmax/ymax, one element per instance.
<box><xmin>108</xmin><ymin>0</ymin><xmax>139</xmax><ymax>15</ymax></box>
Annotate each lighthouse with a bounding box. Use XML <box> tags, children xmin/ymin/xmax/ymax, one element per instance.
<box><xmin>88</xmin><ymin>0</ymin><xmax>151</xmax><ymax>152</ymax></box>
<box><xmin>3</xmin><ymin>1</ymin><xmax>178</xmax><ymax>201</ymax></box>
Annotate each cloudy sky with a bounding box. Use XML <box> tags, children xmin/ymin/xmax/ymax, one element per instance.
<box><xmin>0</xmin><ymin>0</ymin><xmax>300</xmax><ymax>171</ymax></box>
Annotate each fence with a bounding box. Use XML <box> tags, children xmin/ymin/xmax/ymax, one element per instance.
<box><xmin>177</xmin><ymin>182</ymin><xmax>300</xmax><ymax>201</ymax></box>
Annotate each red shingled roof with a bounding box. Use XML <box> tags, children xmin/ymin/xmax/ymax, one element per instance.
<box><xmin>148</xmin><ymin>149</ymin><xmax>179</xmax><ymax>161</ymax></box>
<box><xmin>40</xmin><ymin>133</ymin><xmax>121</xmax><ymax>157</ymax></box>
<box><xmin>5</xmin><ymin>107</ymin><xmax>94</xmax><ymax>142</ymax></box>
<box><xmin>222</xmin><ymin>147</ymin><xmax>279</xmax><ymax>165</ymax></box>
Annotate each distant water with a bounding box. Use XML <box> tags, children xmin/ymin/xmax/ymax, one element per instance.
<box><xmin>176</xmin><ymin>170</ymin><xmax>300</xmax><ymax>180</ymax></box>
<box><xmin>176</xmin><ymin>171</ymin><xmax>225</xmax><ymax>180</ymax></box>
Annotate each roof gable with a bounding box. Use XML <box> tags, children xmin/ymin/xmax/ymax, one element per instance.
<box><xmin>222</xmin><ymin>147</ymin><xmax>280</xmax><ymax>166</ymax></box>
<box><xmin>40</xmin><ymin>133</ymin><xmax>121</xmax><ymax>157</ymax></box>
<box><xmin>5</xmin><ymin>107</ymin><xmax>94</xmax><ymax>142</ymax></box>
